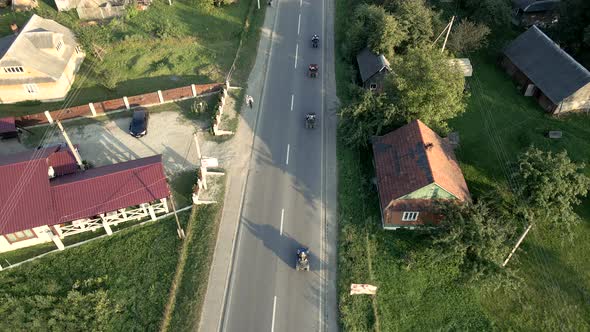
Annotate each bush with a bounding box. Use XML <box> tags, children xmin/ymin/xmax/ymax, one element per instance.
<box><xmin>15</xmin><ymin>100</ymin><xmax>42</xmax><ymax>106</ymax></box>
<box><xmin>447</xmin><ymin>19</ymin><xmax>491</xmax><ymax>55</ymax></box>
<box><xmin>98</xmin><ymin>66</ymin><xmax>122</xmax><ymax>90</ymax></box>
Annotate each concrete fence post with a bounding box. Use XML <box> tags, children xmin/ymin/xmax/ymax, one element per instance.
<box><xmin>44</xmin><ymin>111</ymin><xmax>54</xmax><ymax>124</ymax></box>
<box><xmin>157</xmin><ymin>90</ymin><xmax>164</xmax><ymax>104</ymax></box>
<box><xmin>89</xmin><ymin>103</ymin><xmax>97</xmax><ymax>117</ymax></box>
<box><xmin>191</xmin><ymin>84</ymin><xmax>197</xmax><ymax>97</ymax></box>
<box><xmin>225</xmin><ymin>80</ymin><xmax>231</xmax><ymax>90</ymax></box>
<box><xmin>123</xmin><ymin>96</ymin><xmax>130</xmax><ymax>110</ymax></box>
<box><xmin>218</xmin><ymin>104</ymin><xmax>224</xmax><ymax>115</ymax></box>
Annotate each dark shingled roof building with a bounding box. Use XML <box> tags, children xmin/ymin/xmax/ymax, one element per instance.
<box><xmin>372</xmin><ymin>120</ymin><xmax>470</xmax><ymax>229</ymax></box>
<box><xmin>500</xmin><ymin>25</ymin><xmax>590</xmax><ymax>114</ymax></box>
<box><xmin>356</xmin><ymin>47</ymin><xmax>390</xmax><ymax>92</ymax></box>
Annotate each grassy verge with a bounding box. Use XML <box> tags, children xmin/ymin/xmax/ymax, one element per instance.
<box><xmin>165</xmin><ymin>175</ymin><xmax>226</xmax><ymax>331</ymax></box>
<box><xmin>0</xmin><ymin>0</ymin><xmax>254</xmax><ymax>117</ymax></box>
<box><xmin>0</xmin><ymin>213</ymin><xmax>188</xmax><ymax>331</ymax></box>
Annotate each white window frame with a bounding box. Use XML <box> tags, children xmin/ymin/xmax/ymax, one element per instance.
<box><xmin>3</xmin><ymin>66</ymin><xmax>24</xmax><ymax>73</ymax></box>
<box><xmin>56</xmin><ymin>40</ymin><xmax>63</xmax><ymax>52</ymax></box>
<box><xmin>402</xmin><ymin>211</ymin><xmax>419</xmax><ymax>221</ymax></box>
<box><xmin>4</xmin><ymin>229</ymin><xmax>36</xmax><ymax>243</ymax></box>
<box><xmin>369</xmin><ymin>83</ymin><xmax>377</xmax><ymax>91</ymax></box>
<box><xmin>24</xmin><ymin>83</ymin><xmax>39</xmax><ymax>94</ymax></box>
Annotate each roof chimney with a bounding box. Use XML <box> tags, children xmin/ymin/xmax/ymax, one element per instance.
<box><xmin>10</xmin><ymin>23</ymin><xmax>19</xmax><ymax>35</ymax></box>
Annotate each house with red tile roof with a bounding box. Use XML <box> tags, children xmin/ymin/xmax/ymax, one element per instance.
<box><xmin>372</xmin><ymin>120</ymin><xmax>470</xmax><ymax>230</ymax></box>
<box><xmin>0</xmin><ymin>147</ymin><xmax>171</xmax><ymax>253</ymax></box>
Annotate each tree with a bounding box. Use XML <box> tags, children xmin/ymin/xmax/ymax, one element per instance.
<box><xmin>463</xmin><ymin>0</ymin><xmax>511</xmax><ymax>29</ymax></box>
<box><xmin>338</xmin><ymin>86</ymin><xmax>401</xmax><ymax>147</ymax></box>
<box><xmin>344</xmin><ymin>4</ymin><xmax>406</xmax><ymax>60</ymax></box>
<box><xmin>385</xmin><ymin>47</ymin><xmax>466</xmax><ymax>133</ymax></box>
<box><xmin>512</xmin><ymin>147</ymin><xmax>590</xmax><ymax>237</ymax></box>
<box><xmin>446</xmin><ymin>19</ymin><xmax>491</xmax><ymax>55</ymax></box>
<box><xmin>387</xmin><ymin>0</ymin><xmax>439</xmax><ymax>50</ymax></box>
<box><xmin>433</xmin><ymin>200</ymin><xmax>515</xmax><ymax>282</ymax></box>
<box><xmin>555</xmin><ymin>0</ymin><xmax>590</xmax><ymax>66</ymax></box>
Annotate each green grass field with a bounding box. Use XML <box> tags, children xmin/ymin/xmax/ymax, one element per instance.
<box><xmin>0</xmin><ymin>214</ymin><xmax>188</xmax><ymax>331</ymax></box>
<box><xmin>334</xmin><ymin>0</ymin><xmax>590</xmax><ymax>329</ymax></box>
<box><xmin>0</xmin><ymin>0</ymin><xmax>263</xmax><ymax>116</ymax></box>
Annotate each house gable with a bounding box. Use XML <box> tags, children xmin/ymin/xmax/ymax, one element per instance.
<box><xmin>397</xmin><ymin>183</ymin><xmax>457</xmax><ymax>200</ymax></box>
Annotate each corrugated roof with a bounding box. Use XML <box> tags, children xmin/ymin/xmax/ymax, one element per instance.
<box><xmin>0</xmin><ymin>117</ymin><xmax>16</xmax><ymax>134</ymax></box>
<box><xmin>356</xmin><ymin>47</ymin><xmax>390</xmax><ymax>83</ymax></box>
<box><xmin>372</xmin><ymin>119</ymin><xmax>470</xmax><ymax>216</ymax></box>
<box><xmin>0</xmin><ymin>14</ymin><xmax>80</xmax><ymax>85</ymax></box>
<box><xmin>48</xmin><ymin>145</ymin><xmax>79</xmax><ymax>176</ymax></box>
<box><xmin>0</xmin><ymin>152</ymin><xmax>169</xmax><ymax>235</ymax></box>
<box><xmin>51</xmin><ymin>155</ymin><xmax>170</xmax><ymax>223</ymax></box>
<box><xmin>0</xmin><ymin>146</ymin><xmax>61</xmax><ymax>234</ymax></box>
<box><xmin>503</xmin><ymin>25</ymin><xmax>590</xmax><ymax>103</ymax></box>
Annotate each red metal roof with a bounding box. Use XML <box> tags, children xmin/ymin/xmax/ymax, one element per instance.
<box><xmin>48</xmin><ymin>145</ymin><xmax>79</xmax><ymax>176</ymax></box>
<box><xmin>372</xmin><ymin>120</ymin><xmax>470</xmax><ymax>226</ymax></box>
<box><xmin>51</xmin><ymin>155</ymin><xmax>170</xmax><ymax>223</ymax></box>
<box><xmin>0</xmin><ymin>151</ymin><xmax>169</xmax><ymax>235</ymax></box>
<box><xmin>0</xmin><ymin>117</ymin><xmax>16</xmax><ymax>134</ymax></box>
<box><xmin>0</xmin><ymin>147</ymin><xmax>60</xmax><ymax>234</ymax></box>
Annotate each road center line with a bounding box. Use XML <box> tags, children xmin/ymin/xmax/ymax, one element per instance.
<box><xmin>271</xmin><ymin>296</ymin><xmax>277</xmax><ymax>332</ymax></box>
<box><xmin>290</xmin><ymin>94</ymin><xmax>294</xmax><ymax>111</ymax></box>
<box><xmin>297</xmin><ymin>14</ymin><xmax>301</xmax><ymax>35</ymax></box>
<box><xmin>299</xmin><ymin>0</ymin><xmax>301</xmax><ymax>7</ymax></box>
<box><xmin>280</xmin><ymin>209</ymin><xmax>284</xmax><ymax>235</ymax></box>
<box><xmin>294</xmin><ymin>44</ymin><xmax>298</xmax><ymax>68</ymax></box>
<box><xmin>286</xmin><ymin>144</ymin><xmax>290</xmax><ymax>165</ymax></box>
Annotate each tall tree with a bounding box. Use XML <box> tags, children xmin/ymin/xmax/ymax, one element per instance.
<box><xmin>344</xmin><ymin>4</ymin><xmax>406</xmax><ymax>60</ymax></box>
<box><xmin>338</xmin><ymin>86</ymin><xmax>401</xmax><ymax>147</ymax></box>
<box><xmin>386</xmin><ymin>0</ymin><xmax>439</xmax><ymax>50</ymax></box>
<box><xmin>555</xmin><ymin>0</ymin><xmax>590</xmax><ymax>66</ymax></box>
<box><xmin>463</xmin><ymin>0</ymin><xmax>511</xmax><ymax>29</ymax></box>
<box><xmin>512</xmin><ymin>147</ymin><xmax>590</xmax><ymax>237</ymax></box>
<box><xmin>434</xmin><ymin>200</ymin><xmax>515</xmax><ymax>282</ymax></box>
<box><xmin>446</xmin><ymin>19</ymin><xmax>491</xmax><ymax>55</ymax></box>
<box><xmin>385</xmin><ymin>47</ymin><xmax>466</xmax><ymax>133</ymax></box>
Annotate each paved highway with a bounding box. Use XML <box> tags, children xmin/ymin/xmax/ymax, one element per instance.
<box><xmin>221</xmin><ymin>0</ymin><xmax>336</xmax><ymax>330</ymax></box>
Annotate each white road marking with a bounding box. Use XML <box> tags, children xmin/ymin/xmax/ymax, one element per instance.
<box><xmin>297</xmin><ymin>14</ymin><xmax>301</xmax><ymax>35</ymax></box>
<box><xmin>290</xmin><ymin>94</ymin><xmax>294</xmax><ymax>111</ymax></box>
<box><xmin>299</xmin><ymin>0</ymin><xmax>301</xmax><ymax>7</ymax></box>
<box><xmin>286</xmin><ymin>144</ymin><xmax>290</xmax><ymax>165</ymax></box>
<box><xmin>294</xmin><ymin>44</ymin><xmax>298</xmax><ymax>68</ymax></box>
<box><xmin>271</xmin><ymin>296</ymin><xmax>277</xmax><ymax>332</ymax></box>
<box><xmin>280</xmin><ymin>209</ymin><xmax>284</xmax><ymax>235</ymax></box>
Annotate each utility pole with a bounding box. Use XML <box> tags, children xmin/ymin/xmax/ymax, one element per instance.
<box><xmin>169</xmin><ymin>194</ymin><xmax>185</xmax><ymax>239</ymax></box>
<box><xmin>56</xmin><ymin>120</ymin><xmax>84</xmax><ymax>170</ymax></box>
<box><xmin>502</xmin><ymin>223</ymin><xmax>533</xmax><ymax>267</ymax></box>
<box><xmin>193</xmin><ymin>132</ymin><xmax>202</xmax><ymax>160</ymax></box>
<box><xmin>441</xmin><ymin>15</ymin><xmax>455</xmax><ymax>53</ymax></box>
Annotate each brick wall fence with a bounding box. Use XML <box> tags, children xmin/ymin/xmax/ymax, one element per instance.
<box><xmin>15</xmin><ymin>83</ymin><xmax>223</xmax><ymax>127</ymax></box>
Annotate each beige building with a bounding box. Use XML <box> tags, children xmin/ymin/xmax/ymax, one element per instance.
<box><xmin>0</xmin><ymin>14</ymin><xmax>85</xmax><ymax>104</ymax></box>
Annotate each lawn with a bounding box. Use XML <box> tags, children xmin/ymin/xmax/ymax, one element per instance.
<box><xmin>0</xmin><ymin>0</ymin><xmax>262</xmax><ymax>116</ymax></box>
<box><xmin>0</xmin><ymin>213</ymin><xmax>188</xmax><ymax>331</ymax></box>
<box><xmin>335</xmin><ymin>0</ymin><xmax>590</xmax><ymax>330</ymax></box>
<box><xmin>165</xmin><ymin>175</ymin><xmax>226</xmax><ymax>332</ymax></box>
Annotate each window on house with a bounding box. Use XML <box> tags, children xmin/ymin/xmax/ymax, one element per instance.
<box><xmin>75</xmin><ymin>45</ymin><xmax>82</xmax><ymax>54</ymax></box>
<box><xmin>369</xmin><ymin>83</ymin><xmax>377</xmax><ymax>91</ymax></box>
<box><xmin>24</xmin><ymin>84</ymin><xmax>39</xmax><ymax>94</ymax></box>
<box><xmin>3</xmin><ymin>66</ymin><xmax>24</xmax><ymax>73</ymax></box>
<box><xmin>56</xmin><ymin>40</ymin><xmax>63</xmax><ymax>52</ymax></box>
<box><xmin>4</xmin><ymin>229</ymin><xmax>36</xmax><ymax>243</ymax></box>
<box><xmin>402</xmin><ymin>211</ymin><xmax>419</xmax><ymax>221</ymax></box>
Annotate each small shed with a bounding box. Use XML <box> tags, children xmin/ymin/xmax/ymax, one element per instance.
<box><xmin>511</xmin><ymin>0</ymin><xmax>560</xmax><ymax>27</ymax></box>
<box><xmin>0</xmin><ymin>117</ymin><xmax>18</xmax><ymax>139</ymax></box>
<box><xmin>12</xmin><ymin>0</ymin><xmax>38</xmax><ymax>11</ymax></box>
<box><xmin>356</xmin><ymin>47</ymin><xmax>391</xmax><ymax>92</ymax></box>
<box><xmin>449</xmin><ymin>58</ymin><xmax>473</xmax><ymax>77</ymax></box>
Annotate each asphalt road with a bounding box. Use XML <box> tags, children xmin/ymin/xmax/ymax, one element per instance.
<box><xmin>221</xmin><ymin>0</ymin><xmax>336</xmax><ymax>330</ymax></box>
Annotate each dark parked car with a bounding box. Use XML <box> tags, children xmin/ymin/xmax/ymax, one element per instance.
<box><xmin>129</xmin><ymin>109</ymin><xmax>149</xmax><ymax>137</ymax></box>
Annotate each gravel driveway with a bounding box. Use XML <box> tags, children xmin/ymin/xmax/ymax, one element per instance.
<box><xmin>16</xmin><ymin>110</ymin><xmax>234</xmax><ymax>176</ymax></box>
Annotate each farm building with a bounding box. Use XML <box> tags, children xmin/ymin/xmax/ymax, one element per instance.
<box><xmin>372</xmin><ymin>120</ymin><xmax>470</xmax><ymax>230</ymax></box>
<box><xmin>511</xmin><ymin>0</ymin><xmax>560</xmax><ymax>27</ymax></box>
<box><xmin>0</xmin><ymin>146</ymin><xmax>171</xmax><ymax>253</ymax></box>
<box><xmin>356</xmin><ymin>47</ymin><xmax>391</xmax><ymax>92</ymax></box>
<box><xmin>500</xmin><ymin>26</ymin><xmax>590</xmax><ymax>114</ymax></box>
